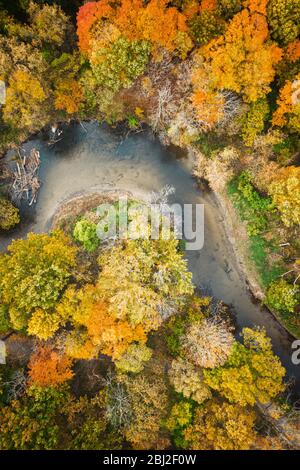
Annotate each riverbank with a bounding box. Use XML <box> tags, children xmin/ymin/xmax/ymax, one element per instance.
<box><xmin>182</xmin><ymin>142</ymin><xmax>300</xmax><ymax>341</ymax></box>
<box><xmin>213</xmin><ymin>185</ymin><xmax>300</xmax><ymax>338</ymax></box>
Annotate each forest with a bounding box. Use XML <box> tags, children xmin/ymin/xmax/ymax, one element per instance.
<box><xmin>0</xmin><ymin>0</ymin><xmax>299</xmax><ymax>452</ymax></box>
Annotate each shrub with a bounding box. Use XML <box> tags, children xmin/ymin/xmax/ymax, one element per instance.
<box><xmin>227</xmin><ymin>172</ymin><xmax>273</xmax><ymax>236</ymax></box>
<box><xmin>273</xmin><ymin>135</ymin><xmax>300</xmax><ymax>166</ymax></box>
<box><xmin>73</xmin><ymin>218</ymin><xmax>100</xmax><ymax>252</ymax></box>
<box><xmin>0</xmin><ymin>305</ymin><xmax>11</xmax><ymax>334</ymax></box>
<box><xmin>249</xmin><ymin>235</ymin><xmax>284</xmax><ymax>287</ymax></box>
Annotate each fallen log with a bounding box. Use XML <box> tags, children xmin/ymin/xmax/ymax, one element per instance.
<box><xmin>9</xmin><ymin>148</ymin><xmax>41</xmax><ymax>206</ymax></box>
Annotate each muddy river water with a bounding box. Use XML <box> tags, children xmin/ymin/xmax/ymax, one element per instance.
<box><xmin>1</xmin><ymin>121</ymin><xmax>299</xmax><ymax>390</ymax></box>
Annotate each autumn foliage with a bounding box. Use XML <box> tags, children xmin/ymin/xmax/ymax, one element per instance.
<box><xmin>272</xmin><ymin>73</ymin><xmax>300</xmax><ymax>132</ymax></box>
<box><xmin>28</xmin><ymin>346</ymin><xmax>74</xmax><ymax>387</ymax></box>
<box><xmin>54</xmin><ymin>79</ymin><xmax>83</xmax><ymax>115</ymax></box>
<box><xmin>60</xmin><ymin>285</ymin><xmax>147</xmax><ymax>361</ymax></box>
<box><xmin>184</xmin><ymin>400</ymin><xmax>256</xmax><ymax>450</ymax></box>
<box><xmin>200</xmin><ymin>8</ymin><xmax>282</xmax><ymax>102</ymax></box>
<box><xmin>76</xmin><ymin>0</ymin><xmax>114</xmax><ymax>54</ymax></box>
<box><xmin>0</xmin><ymin>0</ymin><xmax>298</xmax><ymax>453</ymax></box>
<box><xmin>77</xmin><ymin>0</ymin><xmax>190</xmax><ymax>56</ymax></box>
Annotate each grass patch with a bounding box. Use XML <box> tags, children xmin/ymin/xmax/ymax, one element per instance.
<box><xmin>227</xmin><ymin>172</ymin><xmax>284</xmax><ymax>287</ymax></box>
<box><xmin>194</xmin><ymin>133</ymin><xmax>225</xmax><ymax>158</ymax></box>
<box><xmin>274</xmin><ymin>310</ymin><xmax>300</xmax><ymax>338</ymax></box>
<box><xmin>249</xmin><ymin>235</ymin><xmax>284</xmax><ymax>287</ymax></box>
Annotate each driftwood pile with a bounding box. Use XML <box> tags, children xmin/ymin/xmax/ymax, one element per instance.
<box><xmin>10</xmin><ymin>148</ymin><xmax>40</xmax><ymax>206</ymax></box>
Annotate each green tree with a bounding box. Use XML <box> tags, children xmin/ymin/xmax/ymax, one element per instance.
<box><xmin>241</xmin><ymin>98</ymin><xmax>269</xmax><ymax>147</ymax></box>
<box><xmin>267</xmin><ymin>0</ymin><xmax>300</xmax><ymax>46</ymax></box>
<box><xmin>73</xmin><ymin>218</ymin><xmax>100</xmax><ymax>252</ymax></box>
<box><xmin>0</xmin><ymin>230</ymin><xmax>77</xmax><ymax>332</ymax></box>
<box><xmin>90</xmin><ymin>36</ymin><xmax>150</xmax><ymax>93</ymax></box>
<box><xmin>218</xmin><ymin>0</ymin><xmax>242</xmax><ymax>19</ymax></box>
<box><xmin>183</xmin><ymin>399</ymin><xmax>256</xmax><ymax>450</ymax></box>
<box><xmin>188</xmin><ymin>10</ymin><xmax>225</xmax><ymax>46</ymax></box>
<box><xmin>265</xmin><ymin>279</ymin><xmax>299</xmax><ymax>314</ymax></box>
<box><xmin>0</xmin><ymin>384</ymin><xmax>69</xmax><ymax>450</ymax></box>
<box><xmin>115</xmin><ymin>343</ymin><xmax>152</xmax><ymax>373</ymax></box>
<box><xmin>0</xmin><ymin>304</ymin><xmax>11</xmax><ymax>333</ymax></box>
<box><xmin>165</xmin><ymin>401</ymin><xmax>193</xmax><ymax>432</ymax></box>
<box><xmin>204</xmin><ymin>328</ymin><xmax>285</xmax><ymax>406</ymax></box>
<box><xmin>0</xmin><ymin>197</ymin><xmax>20</xmax><ymax>230</ymax></box>
<box><xmin>165</xmin><ymin>400</ymin><xmax>193</xmax><ymax>448</ymax></box>
<box><xmin>65</xmin><ymin>391</ymin><xmax>121</xmax><ymax>450</ymax></box>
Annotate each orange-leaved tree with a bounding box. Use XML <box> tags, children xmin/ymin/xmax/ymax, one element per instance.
<box><xmin>272</xmin><ymin>73</ymin><xmax>300</xmax><ymax>132</ymax></box>
<box><xmin>58</xmin><ymin>285</ymin><xmax>147</xmax><ymax>361</ymax></box>
<box><xmin>190</xmin><ymin>55</ymin><xmax>226</xmax><ymax>128</ymax></box>
<box><xmin>54</xmin><ymin>79</ymin><xmax>84</xmax><ymax>115</ymax></box>
<box><xmin>136</xmin><ymin>0</ymin><xmax>189</xmax><ymax>54</ymax></box>
<box><xmin>244</xmin><ymin>0</ymin><xmax>268</xmax><ymax>16</ymax></box>
<box><xmin>200</xmin><ymin>6</ymin><xmax>282</xmax><ymax>102</ymax></box>
<box><xmin>200</xmin><ymin>0</ymin><xmax>218</xmax><ymax>11</ymax></box>
<box><xmin>286</xmin><ymin>40</ymin><xmax>300</xmax><ymax>63</ymax></box>
<box><xmin>77</xmin><ymin>0</ymin><xmax>115</xmax><ymax>54</ymax></box>
<box><xmin>28</xmin><ymin>346</ymin><xmax>74</xmax><ymax>387</ymax></box>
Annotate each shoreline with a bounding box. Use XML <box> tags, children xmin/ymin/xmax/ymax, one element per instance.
<box><xmin>213</xmin><ymin>188</ymin><xmax>298</xmax><ymax>341</ymax></box>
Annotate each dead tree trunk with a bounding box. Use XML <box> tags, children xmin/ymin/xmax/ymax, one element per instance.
<box><xmin>9</xmin><ymin>148</ymin><xmax>40</xmax><ymax>206</ymax></box>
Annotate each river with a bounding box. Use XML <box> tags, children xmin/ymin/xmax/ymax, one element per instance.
<box><xmin>1</xmin><ymin>121</ymin><xmax>299</xmax><ymax>391</ymax></box>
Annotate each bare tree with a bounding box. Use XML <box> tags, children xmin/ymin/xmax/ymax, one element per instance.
<box><xmin>149</xmin><ymin>81</ymin><xmax>176</xmax><ymax>131</ymax></box>
<box><xmin>1</xmin><ymin>369</ymin><xmax>27</xmax><ymax>401</ymax></box>
<box><xmin>257</xmin><ymin>393</ymin><xmax>300</xmax><ymax>450</ymax></box>
<box><xmin>105</xmin><ymin>371</ymin><xmax>132</xmax><ymax>428</ymax></box>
